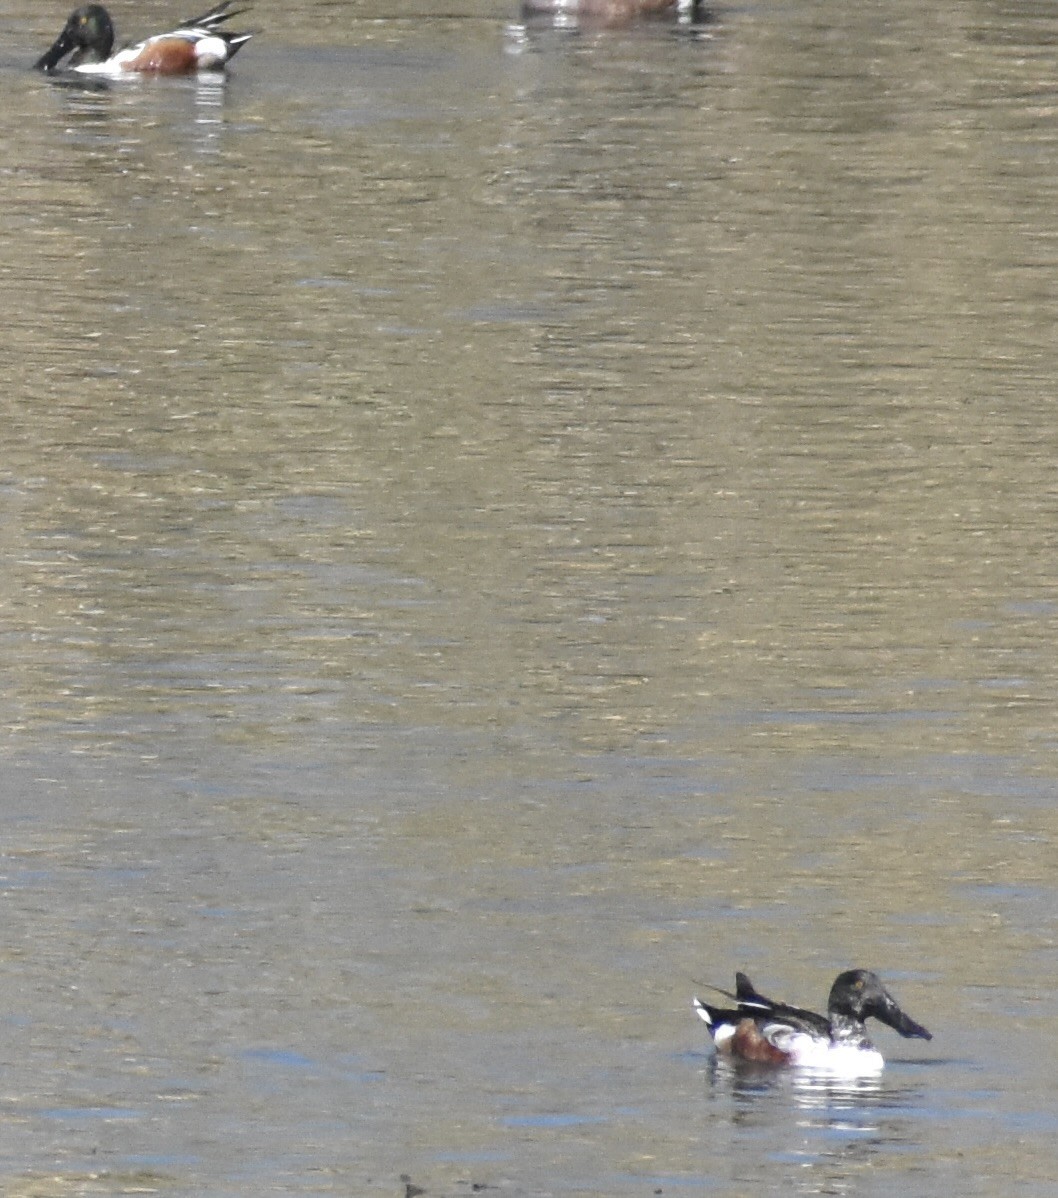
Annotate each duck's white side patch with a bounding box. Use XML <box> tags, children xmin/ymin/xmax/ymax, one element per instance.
<box><xmin>193</xmin><ymin>35</ymin><xmax>229</xmax><ymax>68</ymax></box>
<box><xmin>711</xmin><ymin>1024</ymin><xmax>735</xmax><ymax>1047</ymax></box>
<box><xmin>693</xmin><ymin>997</ymin><xmax>735</xmax><ymax>1046</ymax></box>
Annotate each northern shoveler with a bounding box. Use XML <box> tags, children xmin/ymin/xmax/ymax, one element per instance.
<box><xmin>694</xmin><ymin>969</ymin><xmax>932</xmax><ymax>1074</ymax></box>
<box><xmin>34</xmin><ymin>2</ymin><xmax>253</xmax><ymax>75</ymax></box>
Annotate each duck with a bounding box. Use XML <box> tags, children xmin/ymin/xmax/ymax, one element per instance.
<box><xmin>694</xmin><ymin>969</ymin><xmax>932</xmax><ymax>1074</ymax></box>
<box><xmin>34</xmin><ymin>1</ymin><xmax>253</xmax><ymax>75</ymax></box>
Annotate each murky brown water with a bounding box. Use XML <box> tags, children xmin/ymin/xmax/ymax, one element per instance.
<box><xmin>1</xmin><ymin>0</ymin><xmax>1058</xmax><ymax>1194</ymax></box>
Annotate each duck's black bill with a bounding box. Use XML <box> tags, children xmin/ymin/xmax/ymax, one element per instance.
<box><xmin>880</xmin><ymin>999</ymin><xmax>932</xmax><ymax>1041</ymax></box>
<box><xmin>35</xmin><ymin>29</ymin><xmax>74</xmax><ymax>71</ymax></box>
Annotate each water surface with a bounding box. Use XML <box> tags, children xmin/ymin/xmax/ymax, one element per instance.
<box><xmin>1</xmin><ymin>0</ymin><xmax>1057</xmax><ymax>1194</ymax></box>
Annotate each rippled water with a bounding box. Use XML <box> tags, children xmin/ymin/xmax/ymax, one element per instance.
<box><xmin>1</xmin><ymin>0</ymin><xmax>1057</xmax><ymax>1194</ymax></box>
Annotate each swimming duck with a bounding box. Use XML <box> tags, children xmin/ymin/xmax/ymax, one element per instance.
<box><xmin>694</xmin><ymin>969</ymin><xmax>932</xmax><ymax>1074</ymax></box>
<box><xmin>34</xmin><ymin>2</ymin><xmax>252</xmax><ymax>75</ymax></box>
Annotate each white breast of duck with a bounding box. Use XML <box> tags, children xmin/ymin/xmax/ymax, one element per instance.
<box><xmin>763</xmin><ymin>1020</ymin><xmax>885</xmax><ymax>1075</ymax></box>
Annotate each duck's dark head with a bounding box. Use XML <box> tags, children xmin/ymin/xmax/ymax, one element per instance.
<box><xmin>34</xmin><ymin>5</ymin><xmax>114</xmax><ymax>72</ymax></box>
<box><xmin>829</xmin><ymin>969</ymin><xmax>932</xmax><ymax>1040</ymax></box>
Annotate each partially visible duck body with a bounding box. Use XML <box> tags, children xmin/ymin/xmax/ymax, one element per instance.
<box><xmin>521</xmin><ymin>0</ymin><xmax>680</xmax><ymax>24</ymax></box>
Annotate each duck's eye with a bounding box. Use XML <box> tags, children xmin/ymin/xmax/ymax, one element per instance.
<box><xmin>853</xmin><ymin>979</ymin><xmax>863</xmax><ymax>990</ymax></box>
